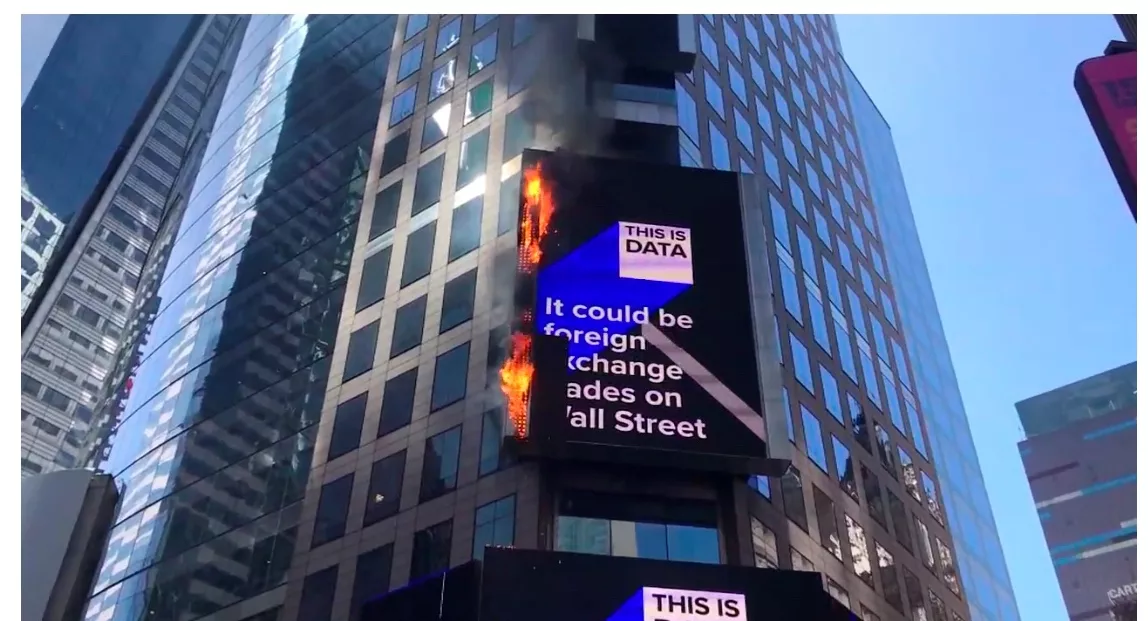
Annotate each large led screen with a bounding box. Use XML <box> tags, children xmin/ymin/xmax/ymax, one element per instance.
<box><xmin>1074</xmin><ymin>50</ymin><xmax>1137</xmax><ymax>215</ymax></box>
<box><xmin>501</xmin><ymin>150</ymin><xmax>775</xmax><ymax>474</ymax></box>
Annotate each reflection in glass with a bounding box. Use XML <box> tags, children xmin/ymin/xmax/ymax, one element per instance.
<box><xmin>844</xmin><ymin>514</ymin><xmax>874</xmax><ymax>587</ymax></box>
<box><xmin>554</xmin><ymin>517</ymin><xmax>718</xmax><ymax>564</ymax></box>
<box><xmin>435</xmin><ymin>18</ymin><xmax>460</xmax><ymax>55</ymax></box>
<box><xmin>422</xmin><ymin>101</ymin><xmax>451</xmax><ymax>149</ymax></box>
<box><xmin>469</xmin><ymin>31</ymin><xmax>497</xmax><ymax>75</ymax></box>
<box><xmin>750</xmin><ymin>517</ymin><xmax>778</xmax><ymax>568</ymax></box>
<box><xmin>465</xmin><ymin>79</ymin><xmax>493</xmax><ymax>123</ymax></box>
<box><xmin>430</xmin><ymin>58</ymin><xmax>456</xmax><ymax>100</ymax></box>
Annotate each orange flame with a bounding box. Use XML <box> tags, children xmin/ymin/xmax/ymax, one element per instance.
<box><xmin>499</xmin><ymin>332</ymin><xmax>534</xmax><ymax>438</ymax></box>
<box><xmin>497</xmin><ymin>162</ymin><xmax>556</xmax><ymax>439</ymax></box>
<box><xmin>519</xmin><ymin>163</ymin><xmax>555</xmax><ymax>270</ymax></box>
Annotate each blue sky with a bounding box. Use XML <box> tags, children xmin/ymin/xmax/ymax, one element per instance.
<box><xmin>836</xmin><ymin>14</ymin><xmax>1136</xmax><ymax>621</ymax></box>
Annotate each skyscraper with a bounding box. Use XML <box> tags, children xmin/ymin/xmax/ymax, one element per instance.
<box><xmin>20</xmin><ymin>15</ymin><xmax>242</xmax><ymax>476</ymax></box>
<box><xmin>843</xmin><ymin>67</ymin><xmax>1023</xmax><ymax>621</ymax></box>
<box><xmin>1016</xmin><ymin>363</ymin><xmax>1136</xmax><ymax>621</ymax></box>
<box><xmin>81</xmin><ymin>15</ymin><xmax>983</xmax><ymax>621</ymax></box>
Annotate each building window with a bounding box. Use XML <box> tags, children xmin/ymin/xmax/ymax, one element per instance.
<box><xmin>860</xmin><ymin>464</ymin><xmax>887</xmax><ymax>529</ymax></box>
<box><xmin>343</xmin><ymin>321</ymin><xmax>380</xmax><ymax>381</ymax></box>
<box><xmin>915</xmin><ymin>516</ymin><xmax>936</xmax><ymax>571</ymax></box>
<box><xmin>887</xmin><ymin>491</ymin><xmax>916</xmax><ymax>554</ymax></box>
<box><xmin>555</xmin><ymin>517</ymin><xmax>720</xmax><ymax>564</ymax></box>
<box><xmin>812</xmin><ymin>485</ymin><xmax>842</xmax><ymax>561</ymax></box>
<box><xmin>371</xmin><ymin>181</ymin><xmax>402</xmax><ymax>239</ymax></box>
<box><xmin>469</xmin><ymin>31</ymin><xmax>498</xmax><ymax>75</ymax></box>
<box><xmin>390</xmin><ymin>84</ymin><xmax>417</xmax><ymax>126</ymax></box>
<box><xmin>299</xmin><ymin>565</ymin><xmax>339</xmax><ymax>621</ymax></box>
<box><xmin>733</xmin><ymin>109</ymin><xmax>753</xmax><ymax>150</ymax></box>
<box><xmin>936</xmin><ymin>539</ymin><xmax>961</xmax><ymax>596</ymax></box>
<box><xmin>427</xmin><ymin>104</ymin><xmax>451</xmax><ymax>147</ymax></box>
<box><xmin>844</xmin><ymin>513</ymin><xmax>875</xmax><ymax>587</ymax></box>
<box><xmin>398</xmin><ymin>41</ymin><xmax>424</xmax><ymax>80</ymax></box>
<box><xmin>378</xmin><ymin>369</ymin><xmax>418</xmax><ymax>437</ymax></box>
<box><xmin>875</xmin><ymin>423</ymin><xmax>896</xmax><ymax>474</ymax></box>
<box><xmin>364</xmin><ymin>451</ymin><xmax>405</xmax><ymax>526</ymax></box>
<box><xmin>449</xmin><ymin>196</ymin><xmax>483</xmax><ymax>261</ymax></box>
<box><xmin>420</xmin><ymin>426</ymin><xmax>462</xmax><ymax>501</ymax></box>
<box><xmin>504</xmin><ymin>105</ymin><xmax>536</xmax><ymax>161</ymax></box>
<box><xmin>411</xmin><ymin>520</ymin><xmax>453</xmax><ymax>579</ymax></box>
<box><xmin>800</xmin><ymin>405</ymin><xmax>827</xmax><ymax>472</ymax></box>
<box><xmin>920</xmin><ymin>471</ymin><xmax>945</xmax><ymax>525</ymax></box>
<box><xmin>512</xmin><ymin>14</ymin><xmax>534</xmax><ymax>46</ymax></box>
<box><xmin>329</xmin><ymin>393</ymin><xmax>367</xmax><ymax>461</ymax></box>
<box><xmin>436</xmin><ymin>17</ymin><xmax>461</xmax><ymax>54</ymax></box>
<box><xmin>440</xmin><ymin>269</ymin><xmax>478</xmax><ymax>333</ymax></box>
<box><xmin>824</xmin><ymin>576</ymin><xmax>850</xmax><ymax>609</ymax></box>
<box><xmin>898</xmin><ymin>446</ymin><xmax>922</xmax><ymax>501</ymax></box>
<box><xmin>875</xmin><ymin>542</ymin><xmax>903</xmax><ymax>612</ymax></box>
<box><xmin>728</xmin><ymin>62</ymin><xmax>748</xmax><ymax>105</ymax></box>
<box><xmin>821</xmin><ymin>366</ymin><xmax>843</xmax><ymax>424</ymax></box>
<box><xmin>473</xmin><ymin>495</ymin><xmax>516</xmax><ymax>559</ymax></box>
<box><xmin>749</xmin><ymin>474</ymin><xmax>771</xmax><ymax>500</ymax></box>
<box><xmin>312</xmin><ymin>473</ymin><xmax>354</xmax><ymax>548</ymax></box>
<box><xmin>356</xmin><ymin>247</ymin><xmax>392</xmax><ymax>311</ymax></box>
<box><xmin>750</xmin><ymin>516</ymin><xmax>778</xmax><ymax>568</ymax></box>
<box><xmin>790</xmin><ymin>547</ymin><xmax>815</xmax><ymax>572</ymax></box>
<box><xmin>703</xmin><ymin>70</ymin><xmax>724</xmax><ymax>119</ymax></box>
<box><xmin>390</xmin><ymin>296</ymin><xmax>428</xmax><ymax>359</ymax></box>
<box><xmin>778</xmin><ymin>254</ymin><xmax>802</xmax><ymax>324</ymax></box>
<box><xmin>405</xmin><ymin>15</ymin><xmax>429</xmax><ymax>40</ymax></box>
<box><xmin>698</xmin><ymin>27</ymin><xmax>718</xmax><ymax>67</ymax></box>
<box><xmin>413</xmin><ymin>155</ymin><xmax>446</xmax><ymax>215</ymax></box>
<box><xmin>789</xmin><ymin>332</ymin><xmax>815</xmax><ymax>395</ymax></box>
<box><xmin>780</xmin><ymin>468</ymin><xmax>808</xmax><ymax>531</ymax></box>
<box><xmin>352</xmin><ymin>544</ymin><xmax>394</xmax><ymax>621</ymax></box>
<box><xmin>458</xmin><ymin>128</ymin><xmax>490</xmax><ymax>187</ymax></box>
<box><xmin>431</xmin><ymin>342</ymin><xmax>470</xmax><ymax>411</ymax></box>
<box><xmin>479</xmin><ymin>408</ymin><xmax>513</xmax><ymax>476</ymax></box>
<box><xmin>497</xmin><ymin>171</ymin><xmax>521</xmax><ymax>235</ymax></box>
<box><xmin>831</xmin><ymin>435</ymin><xmax>858</xmax><ymax>503</ymax></box>
<box><xmin>474</xmin><ymin>14</ymin><xmax>498</xmax><ymax>30</ymax></box>
<box><xmin>466</xmin><ymin>79</ymin><xmax>494</xmax><ymax>123</ymax></box>
<box><xmin>400</xmin><ymin>223</ymin><xmax>436</xmax><ymax>287</ymax></box>
<box><xmin>677</xmin><ymin>83</ymin><xmax>699</xmax><ymax>146</ymax></box>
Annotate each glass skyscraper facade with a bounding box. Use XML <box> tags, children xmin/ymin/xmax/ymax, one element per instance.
<box><xmin>20</xmin><ymin>15</ymin><xmax>241</xmax><ymax>477</ymax></box>
<box><xmin>79</xmin><ymin>14</ymin><xmax>1001</xmax><ymax>621</ymax></box>
<box><xmin>844</xmin><ymin>66</ymin><xmax>1021</xmax><ymax>621</ymax></box>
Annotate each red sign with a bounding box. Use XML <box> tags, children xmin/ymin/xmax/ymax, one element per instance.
<box><xmin>1075</xmin><ymin>50</ymin><xmax>1137</xmax><ymax>217</ymax></box>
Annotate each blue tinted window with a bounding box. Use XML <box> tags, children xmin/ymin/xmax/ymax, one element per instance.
<box><xmin>821</xmin><ymin>365</ymin><xmax>843</xmax><ymax>424</ymax></box>
<box><xmin>431</xmin><ymin>343</ymin><xmax>470</xmax><ymax>410</ymax></box>
<box><xmin>859</xmin><ymin>346</ymin><xmax>880</xmax><ymax>405</ymax></box>
<box><xmin>779</xmin><ymin>257</ymin><xmax>803</xmax><ymax>324</ymax></box>
<box><xmin>805</xmin><ymin>162</ymin><xmax>822</xmax><ymax>201</ymax></box>
<box><xmin>782</xmin><ymin>386</ymin><xmax>795</xmax><ymax>442</ymax></box>
<box><xmin>708</xmin><ymin>121</ymin><xmax>731</xmax><ymax>171</ymax></box>
<box><xmin>790</xmin><ymin>332</ymin><xmax>815</xmax><ymax>395</ymax></box>
<box><xmin>723</xmin><ymin>19</ymin><xmax>741</xmax><ymax>60</ymax></box>
<box><xmin>870</xmin><ymin>313</ymin><xmax>889</xmax><ymax>362</ymax></box>
<box><xmin>703</xmin><ymin>71</ymin><xmax>725</xmax><ymax>119</ymax></box>
<box><xmin>436</xmin><ymin>18</ymin><xmax>461</xmax><ymax>54</ymax></box>
<box><xmin>475</xmin><ymin>14</ymin><xmax>498</xmax><ymax>30</ymax></box>
<box><xmin>791</xmin><ymin>84</ymin><xmax>806</xmax><ymax>115</ymax></box>
<box><xmin>788</xmin><ymin>176</ymin><xmax>806</xmax><ymax>219</ymax></box>
<box><xmin>680</xmin><ymin>132</ymin><xmax>702</xmax><ymax>168</ymax></box>
<box><xmin>847</xmin><ymin>288</ymin><xmax>865</xmax><ymax>330</ymax></box>
<box><xmin>754</xmin><ymin>98</ymin><xmax>773</xmax><ymax>138</ymax></box>
<box><xmin>768</xmin><ymin>49</ymin><xmax>783</xmax><ymax>79</ymax></box>
<box><xmin>746</xmin><ymin>21</ymin><xmax>761</xmax><ymax>52</ymax></box>
<box><xmin>775</xmin><ymin>93</ymin><xmax>791</xmax><ymax>125</ymax></box>
<box><xmin>699</xmin><ymin>26</ymin><xmax>719</xmax><ymax>67</ymax></box>
<box><xmin>734</xmin><ymin>110</ymin><xmax>753</xmax><ymax>149</ymax></box>
<box><xmin>883</xmin><ymin>376</ymin><xmax>905</xmax><ymax>433</ymax></box>
<box><xmin>872</xmin><ymin>247</ymin><xmax>887</xmax><ymax>279</ymax></box>
<box><xmin>750</xmin><ymin>57</ymin><xmax>766</xmax><ymax>91</ymax></box>
<box><xmin>831</xmin><ymin>435</ymin><xmax>859</xmax><ymax>502</ymax></box>
<box><xmin>470</xmin><ymin>31</ymin><xmax>498</xmax><ymax>75</ymax></box>
<box><xmin>676</xmin><ymin>82</ymin><xmax>700</xmax><ymax>145</ymax></box>
<box><xmin>763</xmin><ymin>143</ymin><xmax>782</xmax><ymax>186</ymax></box>
<box><xmin>782</xmin><ymin>133</ymin><xmax>798</xmax><ymax>168</ymax></box>
<box><xmin>430</xmin><ymin>59</ymin><xmax>456</xmax><ymax>100</ymax></box>
<box><xmin>837</xmin><ymin>237</ymin><xmax>853</xmax><ymax>275</ymax></box>
<box><xmin>405</xmin><ymin>15</ymin><xmax>429</xmax><ymax>40</ymax></box>
<box><xmin>512</xmin><ymin>14</ymin><xmax>535</xmax><ymax>46</ymax></box>
<box><xmin>762</xmin><ymin>16</ymin><xmax>777</xmax><ymax>42</ymax></box>
<box><xmin>814</xmin><ymin>211</ymin><xmax>831</xmax><ymax>247</ymax></box>
<box><xmin>796</xmin><ymin>228</ymin><xmax>816</xmax><ymax>282</ymax></box>
<box><xmin>420</xmin><ymin>427</ymin><xmax>462</xmax><ymax>500</ymax></box>
<box><xmin>750</xmin><ymin>474</ymin><xmax>771</xmax><ymax>499</ymax></box>
<box><xmin>770</xmin><ymin>194</ymin><xmax>790</xmax><ymax>249</ymax></box>
<box><xmin>822</xmin><ymin>257</ymin><xmax>842</xmax><ymax>309</ymax></box>
<box><xmin>861</xmin><ymin>266</ymin><xmax>876</xmax><ymax>301</ymax></box>
<box><xmin>399</xmin><ymin>42</ymin><xmax>424</xmax><ymax>80</ymax></box>
<box><xmin>834</xmin><ymin>321</ymin><xmax>858</xmax><ymax>383</ymax></box>
<box><xmin>728</xmin><ymin>63</ymin><xmax>748</xmax><ymax>105</ymax></box>
<box><xmin>907</xmin><ymin>401</ymin><xmax>929</xmax><ymax>459</ymax></box>
<box><xmin>828</xmin><ymin>193</ymin><xmax>844</xmax><ymax>225</ymax></box>
<box><xmin>801</xmin><ymin>405</ymin><xmax>827</xmax><ymax>472</ymax></box>
<box><xmin>807</xmin><ymin>289</ymin><xmax>830</xmax><ymax>352</ymax></box>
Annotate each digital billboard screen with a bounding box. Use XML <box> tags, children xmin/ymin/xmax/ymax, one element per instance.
<box><xmin>362</xmin><ymin>548</ymin><xmax>857</xmax><ymax>621</ymax></box>
<box><xmin>1074</xmin><ymin>50</ymin><xmax>1137</xmax><ymax>215</ymax></box>
<box><xmin>499</xmin><ymin>150</ymin><xmax>782</xmax><ymax>475</ymax></box>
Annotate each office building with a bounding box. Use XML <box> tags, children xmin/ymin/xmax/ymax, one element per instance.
<box><xmin>1017</xmin><ymin>362</ymin><xmax>1136</xmax><ymax>621</ymax></box>
<box><xmin>19</xmin><ymin>15</ymin><xmax>241</xmax><ymax>476</ymax></box>
<box><xmin>844</xmin><ymin>68</ymin><xmax>1022</xmax><ymax>621</ymax></box>
<box><xmin>81</xmin><ymin>15</ymin><xmax>975</xmax><ymax>621</ymax></box>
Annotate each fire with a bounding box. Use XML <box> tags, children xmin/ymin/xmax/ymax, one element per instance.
<box><xmin>518</xmin><ymin>163</ymin><xmax>555</xmax><ymax>270</ymax></box>
<box><xmin>499</xmin><ymin>332</ymin><xmax>534</xmax><ymax>438</ymax></box>
<box><xmin>497</xmin><ymin>162</ymin><xmax>556</xmax><ymax>439</ymax></box>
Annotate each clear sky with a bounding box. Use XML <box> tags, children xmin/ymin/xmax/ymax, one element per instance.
<box><xmin>835</xmin><ymin>14</ymin><xmax>1136</xmax><ymax>621</ymax></box>
<box><xmin>21</xmin><ymin>14</ymin><xmax>67</xmax><ymax>103</ymax></box>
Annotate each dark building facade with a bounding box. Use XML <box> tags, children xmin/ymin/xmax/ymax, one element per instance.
<box><xmin>1017</xmin><ymin>363</ymin><xmax>1136</xmax><ymax>621</ymax></box>
<box><xmin>81</xmin><ymin>15</ymin><xmax>976</xmax><ymax>621</ymax></box>
<box><xmin>1114</xmin><ymin>15</ymin><xmax>1135</xmax><ymax>43</ymax></box>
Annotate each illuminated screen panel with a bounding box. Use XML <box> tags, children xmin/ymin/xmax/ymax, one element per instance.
<box><xmin>480</xmin><ymin>548</ymin><xmax>856</xmax><ymax>621</ymax></box>
<box><xmin>1074</xmin><ymin>50</ymin><xmax>1137</xmax><ymax>216</ymax></box>
<box><xmin>504</xmin><ymin>149</ymin><xmax>775</xmax><ymax>474</ymax></box>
